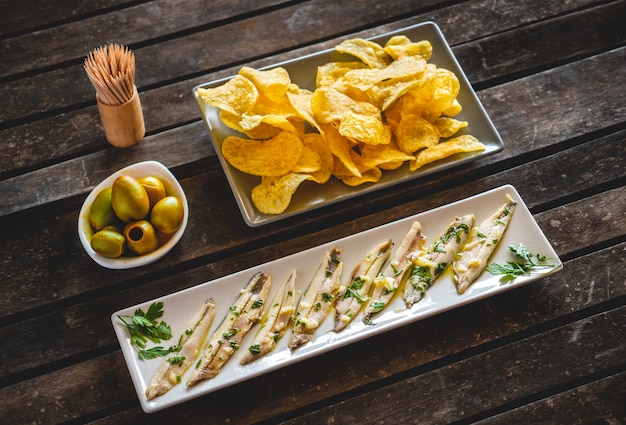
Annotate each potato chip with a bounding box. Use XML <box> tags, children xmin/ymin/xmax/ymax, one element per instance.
<box><xmin>220</xmin><ymin>110</ymin><xmax>282</xmax><ymax>139</ymax></box>
<box><xmin>434</xmin><ymin>117</ymin><xmax>468</xmax><ymax>138</ymax></box>
<box><xmin>311</xmin><ymin>86</ymin><xmax>380</xmax><ymax>125</ymax></box>
<box><xmin>292</xmin><ymin>144</ymin><xmax>321</xmax><ymax>173</ymax></box>
<box><xmin>286</xmin><ymin>88</ymin><xmax>320</xmax><ymax>131</ymax></box>
<box><xmin>239</xmin><ymin>113</ymin><xmax>300</xmax><ymax>136</ymax></box>
<box><xmin>197</xmin><ymin>76</ymin><xmax>258</xmax><ymax>115</ymax></box>
<box><xmin>442</xmin><ymin>98</ymin><xmax>462</xmax><ymax>117</ymax></box>
<box><xmin>335</xmin><ymin>38</ymin><xmax>390</xmax><ymax>69</ymax></box>
<box><xmin>360</xmin><ymin>140</ymin><xmax>414</xmax><ymax>169</ymax></box>
<box><xmin>384</xmin><ymin>36</ymin><xmax>432</xmax><ymax>61</ymax></box>
<box><xmin>316</xmin><ymin>61</ymin><xmax>368</xmax><ymax>87</ymax></box>
<box><xmin>395</xmin><ymin>114</ymin><xmax>440</xmax><ymax>153</ymax></box>
<box><xmin>321</xmin><ymin>124</ymin><xmax>361</xmax><ymax>177</ymax></box>
<box><xmin>239</xmin><ymin>66</ymin><xmax>291</xmax><ymax>102</ymax></box>
<box><xmin>410</xmin><ymin>135</ymin><xmax>485</xmax><ymax>171</ymax></box>
<box><xmin>251</xmin><ymin>173</ymin><xmax>311</xmax><ymax>214</ymax></box>
<box><xmin>338</xmin><ymin>166</ymin><xmax>382</xmax><ymax>186</ymax></box>
<box><xmin>301</xmin><ymin>133</ymin><xmax>333</xmax><ymax>184</ymax></box>
<box><xmin>222</xmin><ymin>131</ymin><xmax>303</xmax><ymax>176</ymax></box>
<box><xmin>338</xmin><ymin>111</ymin><xmax>391</xmax><ymax>145</ymax></box>
<box><xmin>402</xmin><ymin>66</ymin><xmax>461</xmax><ymax>121</ymax></box>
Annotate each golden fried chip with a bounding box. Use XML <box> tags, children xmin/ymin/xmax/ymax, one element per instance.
<box><xmin>316</xmin><ymin>61</ymin><xmax>368</xmax><ymax>87</ymax></box>
<box><xmin>251</xmin><ymin>173</ymin><xmax>311</xmax><ymax>214</ymax></box>
<box><xmin>220</xmin><ymin>110</ymin><xmax>281</xmax><ymax>139</ymax></box>
<box><xmin>197</xmin><ymin>76</ymin><xmax>258</xmax><ymax>115</ymax></box>
<box><xmin>337</xmin><ymin>166</ymin><xmax>382</xmax><ymax>186</ymax></box>
<box><xmin>239</xmin><ymin>113</ymin><xmax>300</xmax><ymax>136</ymax></box>
<box><xmin>384</xmin><ymin>36</ymin><xmax>433</xmax><ymax>61</ymax></box>
<box><xmin>403</xmin><ymin>66</ymin><xmax>461</xmax><ymax>121</ymax></box>
<box><xmin>409</xmin><ymin>135</ymin><xmax>485</xmax><ymax>171</ymax></box>
<box><xmin>321</xmin><ymin>124</ymin><xmax>361</xmax><ymax>177</ymax></box>
<box><xmin>301</xmin><ymin>133</ymin><xmax>333</xmax><ymax>184</ymax></box>
<box><xmin>395</xmin><ymin>114</ymin><xmax>440</xmax><ymax>153</ymax></box>
<box><xmin>434</xmin><ymin>117</ymin><xmax>468</xmax><ymax>138</ymax></box>
<box><xmin>239</xmin><ymin>66</ymin><xmax>291</xmax><ymax>102</ymax></box>
<box><xmin>311</xmin><ymin>86</ymin><xmax>380</xmax><ymax>125</ymax></box>
<box><xmin>335</xmin><ymin>38</ymin><xmax>390</xmax><ymax>69</ymax></box>
<box><xmin>442</xmin><ymin>99</ymin><xmax>462</xmax><ymax>117</ymax></box>
<box><xmin>360</xmin><ymin>140</ymin><xmax>414</xmax><ymax>169</ymax></box>
<box><xmin>222</xmin><ymin>131</ymin><xmax>303</xmax><ymax>176</ymax></box>
<box><xmin>292</xmin><ymin>144</ymin><xmax>321</xmax><ymax>173</ymax></box>
<box><xmin>286</xmin><ymin>88</ymin><xmax>321</xmax><ymax>131</ymax></box>
<box><xmin>338</xmin><ymin>111</ymin><xmax>391</xmax><ymax>145</ymax></box>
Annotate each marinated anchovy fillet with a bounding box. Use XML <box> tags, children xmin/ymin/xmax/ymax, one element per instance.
<box><xmin>334</xmin><ymin>240</ymin><xmax>392</xmax><ymax>331</ymax></box>
<box><xmin>289</xmin><ymin>248</ymin><xmax>343</xmax><ymax>350</ymax></box>
<box><xmin>187</xmin><ymin>272</ymin><xmax>271</xmax><ymax>386</ymax></box>
<box><xmin>240</xmin><ymin>270</ymin><xmax>296</xmax><ymax>364</ymax></box>
<box><xmin>145</xmin><ymin>298</ymin><xmax>216</xmax><ymax>400</ymax></box>
<box><xmin>453</xmin><ymin>196</ymin><xmax>517</xmax><ymax>294</ymax></box>
<box><xmin>364</xmin><ymin>221</ymin><xmax>425</xmax><ymax>323</ymax></box>
<box><xmin>403</xmin><ymin>214</ymin><xmax>474</xmax><ymax>307</ymax></box>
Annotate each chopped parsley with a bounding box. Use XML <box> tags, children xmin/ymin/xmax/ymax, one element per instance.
<box><xmin>486</xmin><ymin>243</ymin><xmax>556</xmax><ymax>280</ymax></box>
<box><xmin>117</xmin><ymin>302</ymin><xmax>179</xmax><ymax>360</ymax></box>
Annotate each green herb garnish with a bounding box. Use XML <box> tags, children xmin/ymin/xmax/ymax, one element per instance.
<box><xmin>486</xmin><ymin>243</ymin><xmax>556</xmax><ymax>280</ymax></box>
<box><xmin>117</xmin><ymin>302</ymin><xmax>176</xmax><ymax>360</ymax></box>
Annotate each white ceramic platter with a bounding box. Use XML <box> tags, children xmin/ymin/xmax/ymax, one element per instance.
<box><xmin>112</xmin><ymin>184</ymin><xmax>562</xmax><ymax>413</ymax></box>
<box><xmin>193</xmin><ymin>21</ymin><xmax>504</xmax><ymax>226</ymax></box>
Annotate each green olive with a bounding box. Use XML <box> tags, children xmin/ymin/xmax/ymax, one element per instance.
<box><xmin>124</xmin><ymin>220</ymin><xmax>159</xmax><ymax>255</ymax></box>
<box><xmin>90</xmin><ymin>229</ymin><xmax>126</xmax><ymax>258</ymax></box>
<box><xmin>111</xmin><ymin>175</ymin><xmax>150</xmax><ymax>222</ymax></box>
<box><xmin>89</xmin><ymin>188</ymin><xmax>117</xmax><ymax>230</ymax></box>
<box><xmin>151</xmin><ymin>196</ymin><xmax>184</xmax><ymax>234</ymax></box>
<box><xmin>138</xmin><ymin>176</ymin><xmax>166</xmax><ymax>208</ymax></box>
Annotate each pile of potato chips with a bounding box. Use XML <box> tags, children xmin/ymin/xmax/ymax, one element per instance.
<box><xmin>197</xmin><ymin>35</ymin><xmax>485</xmax><ymax>215</ymax></box>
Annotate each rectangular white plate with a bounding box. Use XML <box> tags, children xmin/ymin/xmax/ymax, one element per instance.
<box><xmin>193</xmin><ymin>21</ymin><xmax>504</xmax><ymax>226</ymax></box>
<box><xmin>112</xmin><ymin>184</ymin><xmax>562</xmax><ymax>413</ymax></box>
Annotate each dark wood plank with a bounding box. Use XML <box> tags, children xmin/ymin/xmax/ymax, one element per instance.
<box><xmin>273</xmin><ymin>307</ymin><xmax>626</xmax><ymax>425</ymax></box>
<box><xmin>475</xmin><ymin>372</ymin><xmax>626</xmax><ymax>424</ymax></box>
<box><xmin>0</xmin><ymin>0</ymin><xmax>298</xmax><ymax>77</ymax></box>
<box><xmin>0</xmin><ymin>0</ymin><xmax>140</xmax><ymax>37</ymax></box>
<box><xmin>0</xmin><ymin>0</ymin><xmax>610</xmax><ymax>174</ymax></box>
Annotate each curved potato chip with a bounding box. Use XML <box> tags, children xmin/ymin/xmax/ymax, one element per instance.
<box><xmin>311</xmin><ymin>86</ymin><xmax>380</xmax><ymax>124</ymax></box>
<box><xmin>338</xmin><ymin>166</ymin><xmax>382</xmax><ymax>186</ymax></box>
<box><xmin>384</xmin><ymin>36</ymin><xmax>433</xmax><ymax>61</ymax></box>
<box><xmin>409</xmin><ymin>135</ymin><xmax>485</xmax><ymax>171</ymax></box>
<box><xmin>251</xmin><ymin>173</ymin><xmax>311</xmax><ymax>214</ymax></box>
<box><xmin>316</xmin><ymin>61</ymin><xmax>368</xmax><ymax>87</ymax></box>
<box><xmin>442</xmin><ymin>99</ymin><xmax>462</xmax><ymax>117</ymax></box>
<box><xmin>222</xmin><ymin>131</ymin><xmax>303</xmax><ymax>176</ymax></box>
<box><xmin>338</xmin><ymin>111</ymin><xmax>390</xmax><ymax>145</ymax></box>
<box><xmin>335</xmin><ymin>38</ymin><xmax>390</xmax><ymax>69</ymax></box>
<box><xmin>321</xmin><ymin>124</ymin><xmax>361</xmax><ymax>178</ymax></box>
<box><xmin>220</xmin><ymin>110</ymin><xmax>281</xmax><ymax>139</ymax></box>
<box><xmin>434</xmin><ymin>117</ymin><xmax>468</xmax><ymax>138</ymax></box>
<box><xmin>286</xmin><ymin>88</ymin><xmax>321</xmax><ymax>131</ymax></box>
<box><xmin>360</xmin><ymin>140</ymin><xmax>414</xmax><ymax>169</ymax></box>
<box><xmin>302</xmin><ymin>133</ymin><xmax>333</xmax><ymax>184</ymax></box>
<box><xmin>292</xmin><ymin>144</ymin><xmax>321</xmax><ymax>173</ymax></box>
<box><xmin>239</xmin><ymin>66</ymin><xmax>291</xmax><ymax>102</ymax></box>
<box><xmin>239</xmin><ymin>113</ymin><xmax>299</xmax><ymax>136</ymax></box>
<box><xmin>396</xmin><ymin>114</ymin><xmax>440</xmax><ymax>154</ymax></box>
<box><xmin>197</xmin><ymin>76</ymin><xmax>258</xmax><ymax>115</ymax></box>
<box><xmin>403</xmin><ymin>66</ymin><xmax>461</xmax><ymax>121</ymax></box>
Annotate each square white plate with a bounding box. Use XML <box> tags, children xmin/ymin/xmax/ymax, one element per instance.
<box><xmin>112</xmin><ymin>184</ymin><xmax>562</xmax><ymax>413</ymax></box>
<box><xmin>193</xmin><ymin>21</ymin><xmax>504</xmax><ymax>226</ymax></box>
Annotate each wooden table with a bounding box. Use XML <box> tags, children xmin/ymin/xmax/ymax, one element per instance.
<box><xmin>1</xmin><ymin>0</ymin><xmax>625</xmax><ymax>423</ymax></box>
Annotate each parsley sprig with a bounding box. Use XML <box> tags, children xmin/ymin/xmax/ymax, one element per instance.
<box><xmin>486</xmin><ymin>243</ymin><xmax>556</xmax><ymax>281</ymax></box>
<box><xmin>117</xmin><ymin>302</ymin><xmax>180</xmax><ymax>360</ymax></box>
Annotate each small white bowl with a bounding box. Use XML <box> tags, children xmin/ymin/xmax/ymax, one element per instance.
<box><xmin>78</xmin><ymin>161</ymin><xmax>189</xmax><ymax>269</ymax></box>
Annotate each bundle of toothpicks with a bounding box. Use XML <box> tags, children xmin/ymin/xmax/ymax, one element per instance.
<box><xmin>84</xmin><ymin>44</ymin><xmax>145</xmax><ymax>147</ymax></box>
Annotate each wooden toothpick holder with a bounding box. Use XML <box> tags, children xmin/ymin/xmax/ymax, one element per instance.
<box><xmin>96</xmin><ymin>85</ymin><xmax>145</xmax><ymax>148</ymax></box>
